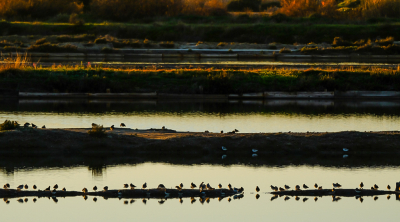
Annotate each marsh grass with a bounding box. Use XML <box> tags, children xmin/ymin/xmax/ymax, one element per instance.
<box><xmin>0</xmin><ymin>120</ymin><xmax>20</xmax><ymax>131</ymax></box>
<box><xmin>88</xmin><ymin>125</ymin><xmax>107</xmax><ymax>138</ymax></box>
<box><xmin>27</xmin><ymin>43</ymin><xmax>78</xmax><ymax>53</ymax></box>
<box><xmin>0</xmin><ymin>53</ymin><xmax>30</xmax><ymax>70</ymax></box>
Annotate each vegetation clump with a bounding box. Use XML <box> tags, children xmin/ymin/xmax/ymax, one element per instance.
<box><xmin>0</xmin><ymin>120</ymin><xmax>20</xmax><ymax>131</ymax></box>
<box><xmin>88</xmin><ymin>125</ymin><xmax>107</xmax><ymax>138</ymax></box>
<box><xmin>27</xmin><ymin>43</ymin><xmax>78</xmax><ymax>53</ymax></box>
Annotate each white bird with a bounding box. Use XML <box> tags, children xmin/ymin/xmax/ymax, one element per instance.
<box><xmin>343</xmin><ymin>148</ymin><xmax>349</xmax><ymax>152</ymax></box>
<box><xmin>252</xmin><ymin>154</ymin><xmax>258</xmax><ymax>157</ymax></box>
<box><xmin>252</xmin><ymin>149</ymin><xmax>258</xmax><ymax>153</ymax></box>
<box><xmin>222</xmin><ymin>146</ymin><xmax>227</xmax><ymax>151</ymax></box>
<box><xmin>222</xmin><ymin>155</ymin><xmax>227</xmax><ymax>159</ymax></box>
<box><xmin>343</xmin><ymin>155</ymin><xmax>349</xmax><ymax>158</ymax></box>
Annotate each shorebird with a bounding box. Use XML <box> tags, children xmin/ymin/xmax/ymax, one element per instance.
<box><xmin>83</xmin><ymin>195</ymin><xmax>88</xmax><ymax>201</ymax></box>
<box><xmin>32</xmin><ymin>124</ymin><xmax>37</xmax><ymax>128</ymax></box>
<box><xmin>33</xmin><ymin>198</ymin><xmax>37</xmax><ymax>203</ymax></box>
<box><xmin>387</xmin><ymin>195</ymin><xmax>391</xmax><ymax>200</ymax></box>
<box><xmin>130</xmin><ymin>183</ymin><xmax>136</xmax><ymax>190</ymax></box>
<box><xmin>24</xmin><ymin>122</ymin><xmax>30</xmax><ymax>128</ymax></box>
<box><xmin>24</xmin><ymin>198</ymin><xmax>28</xmax><ymax>202</ymax></box>
<box><xmin>333</xmin><ymin>183</ymin><xmax>342</xmax><ymax>188</ymax></box>
<box><xmin>374</xmin><ymin>184</ymin><xmax>379</xmax><ymax>190</ymax></box>
<box><xmin>360</xmin><ymin>197</ymin><xmax>364</xmax><ymax>203</ymax></box>
<box><xmin>205</xmin><ymin>130</ymin><xmax>209</xmax><ymax>133</ymax></box>
<box><xmin>314</xmin><ymin>183</ymin><xmax>318</xmax><ymax>189</ymax></box>
<box><xmin>191</xmin><ymin>182</ymin><xmax>197</xmax><ymax>189</ymax></box>
<box><xmin>271</xmin><ymin>195</ymin><xmax>278</xmax><ymax>201</ymax></box>
<box><xmin>17</xmin><ymin>198</ymin><xmax>23</xmax><ymax>203</ymax></box>
<box><xmin>53</xmin><ymin>184</ymin><xmax>58</xmax><ymax>190</ymax></box>
<box><xmin>110</xmin><ymin>125</ymin><xmax>115</xmax><ymax>130</ymax></box>
<box><xmin>332</xmin><ymin>196</ymin><xmax>341</xmax><ymax>202</ymax></box>
<box><xmin>142</xmin><ymin>198</ymin><xmax>147</xmax><ymax>204</ymax></box>
<box><xmin>360</xmin><ymin>182</ymin><xmax>364</xmax><ymax>189</ymax></box>
<box><xmin>221</xmin><ymin>130</ymin><xmax>223</xmax><ymax>134</ymax></box>
<box><xmin>162</xmin><ymin>126</ymin><xmax>166</xmax><ymax>130</ymax></box>
<box><xmin>228</xmin><ymin>184</ymin><xmax>232</xmax><ymax>190</ymax></box>
<box><xmin>256</xmin><ymin>186</ymin><xmax>260</xmax><ymax>192</ymax></box>
<box><xmin>33</xmin><ymin>185</ymin><xmax>37</xmax><ymax>189</ymax></box>
<box><xmin>158</xmin><ymin>184</ymin><xmax>166</xmax><ymax>189</ymax></box>
<box><xmin>3</xmin><ymin>184</ymin><xmax>7</xmax><ymax>189</ymax></box>
<box><xmin>387</xmin><ymin>185</ymin><xmax>391</xmax><ymax>190</ymax></box>
<box><xmin>284</xmin><ymin>185</ymin><xmax>290</xmax><ymax>190</ymax></box>
<box><xmin>42</xmin><ymin>125</ymin><xmax>46</xmax><ymax>129</ymax></box>
<box><xmin>318</xmin><ymin>186</ymin><xmax>323</xmax><ymax>190</ymax></box>
<box><xmin>123</xmin><ymin>184</ymin><xmax>129</xmax><ymax>188</ymax></box>
<box><xmin>303</xmin><ymin>184</ymin><xmax>309</xmax><ymax>189</ymax></box>
<box><xmin>238</xmin><ymin>187</ymin><xmax>244</xmax><ymax>193</ymax></box>
<box><xmin>228</xmin><ymin>198</ymin><xmax>231</xmax><ymax>202</ymax></box>
<box><xmin>17</xmin><ymin>185</ymin><xmax>24</xmax><ymax>190</ymax></box>
<box><xmin>24</xmin><ymin>184</ymin><xmax>28</xmax><ymax>189</ymax></box>
<box><xmin>180</xmin><ymin>183</ymin><xmax>184</xmax><ymax>189</ymax></box>
<box><xmin>279</xmin><ymin>187</ymin><xmax>285</xmax><ymax>191</ymax></box>
<box><xmin>82</xmin><ymin>188</ymin><xmax>88</xmax><ymax>193</ymax></box>
<box><xmin>206</xmin><ymin>183</ymin><xmax>211</xmax><ymax>189</ymax></box>
<box><xmin>222</xmin><ymin>146</ymin><xmax>228</xmax><ymax>151</ymax></box>
<box><xmin>158</xmin><ymin>200</ymin><xmax>165</xmax><ymax>204</ymax></box>
<box><xmin>191</xmin><ymin>197</ymin><xmax>196</xmax><ymax>204</ymax></box>
<box><xmin>92</xmin><ymin>123</ymin><xmax>98</xmax><ymax>127</ymax></box>
<box><xmin>179</xmin><ymin>198</ymin><xmax>183</xmax><ymax>204</ymax></box>
<box><xmin>218</xmin><ymin>184</ymin><xmax>222</xmax><ymax>189</ymax></box>
<box><xmin>234</xmin><ymin>129</ymin><xmax>239</xmax><ymax>132</ymax></box>
<box><xmin>295</xmin><ymin>185</ymin><xmax>301</xmax><ymax>191</ymax></box>
<box><xmin>120</xmin><ymin>123</ymin><xmax>126</xmax><ymax>127</ymax></box>
<box><xmin>103</xmin><ymin>186</ymin><xmax>108</xmax><ymax>191</ymax></box>
<box><xmin>45</xmin><ymin>186</ymin><xmax>50</xmax><ymax>191</ymax></box>
<box><xmin>371</xmin><ymin>186</ymin><xmax>375</xmax><ymax>190</ymax></box>
<box><xmin>93</xmin><ymin>186</ymin><xmax>97</xmax><ymax>191</ymax></box>
<box><xmin>175</xmin><ymin>186</ymin><xmax>182</xmax><ymax>190</ymax></box>
<box><xmin>130</xmin><ymin>199</ymin><xmax>135</xmax><ymax>204</ymax></box>
<box><xmin>303</xmin><ymin>198</ymin><xmax>309</xmax><ymax>203</ymax></box>
<box><xmin>142</xmin><ymin>182</ymin><xmax>147</xmax><ymax>189</ymax></box>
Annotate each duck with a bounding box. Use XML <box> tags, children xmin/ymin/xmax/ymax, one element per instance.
<box><xmin>82</xmin><ymin>188</ymin><xmax>88</xmax><ymax>193</ymax></box>
<box><xmin>120</xmin><ymin>123</ymin><xmax>126</xmax><ymax>127</ymax></box>
<box><xmin>93</xmin><ymin>186</ymin><xmax>97</xmax><ymax>191</ymax></box>
<box><xmin>42</xmin><ymin>125</ymin><xmax>46</xmax><ymax>129</ymax></box>
<box><xmin>24</xmin><ymin>184</ymin><xmax>28</xmax><ymax>189</ymax></box>
<box><xmin>360</xmin><ymin>182</ymin><xmax>364</xmax><ymax>189</ymax></box>
<box><xmin>314</xmin><ymin>183</ymin><xmax>318</xmax><ymax>189</ymax></box>
<box><xmin>179</xmin><ymin>183</ymin><xmax>184</xmax><ymax>188</ymax></box>
<box><xmin>130</xmin><ymin>183</ymin><xmax>136</xmax><ymax>190</ymax></box>
<box><xmin>142</xmin><ymin>182</ymin><xmax>147</xmax><ymax>189</ymax></box>
<box><xmin>284</xmin><ymin>196</ymin><xmax>290</xmax><ymax>201</ymax></box>
<box><xmin>279</xmin><ymin>187</ymin><xmax>285</xmax><ymax>192</ymax></box>
<box><xmin>45</xmin><ymin>186</ymin><xmax>51</xmax><ymax>191</ymax></box>
<box><xmin>190</xmin><ymin>182</ymin><xmax>197</xmax><ymax>189</ymax></box>
<box><xmin>33</xmin><ymin>185</ymin><xmax>37</xmax><ymax>189</ymax></box>
<box><xmin>295</xmin><ymin>185</ymin><xmax>301</xmax><ymax>191</ymax></box>
<box><xmin>284</xmin><ymin>185</ymin><xmax>290</xmax><ymax>190</ymax></box>
<box><xmin>387</xmin><ymin>185</ymin><xmax>391</xmax><ymax>190</ymax></box>
<box><xmin>218</xmin><ymin>184</ymin><xmax>222</xmax><ymax>189</ymax></box>
<box><xmin>256</xmin><ymin>186</ymin><xmax>260</xmax><ymax>192</ymax></box>
<box><xmin>123</xmin><ymin>184</ymin><xmax>129</xmax><ymax>188</ymax></box>
<box><xmin>303</xmin><ymin>184</ymin><xmax>309</xmax><ymax>189</ymax></box>
<box><xmin>374</xmin><ymin>184</ymin><xmax>379</xmax><ymax>190</ymax></box>
<box><xmin>103</xmin><ymin>186</ymin><xmax>108</xmax><ymax>191</ymax></box>
<box><xmin>110</xmin><ymin>125</ymin><xmax>115</xmax><ymax>130</ymax></box>
<box><xmin>53</xmin><ymin>184</ymin><xmax>58</xmax><ymax>190</ymax></box>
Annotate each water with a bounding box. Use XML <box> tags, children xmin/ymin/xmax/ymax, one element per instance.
<box><xmin>1</xmin><ymin>99</ymin><xmax>400</xmax><ymax>132</ymax></box>
<box><xmin>2</xmin><ymin>99</ymin><xmax>400</xmax><ymax>221</ymax></box>
<box><xmin>1</xmin><ymin>163</ymin><xmax>400</xmax><ymax>222</ymax></box>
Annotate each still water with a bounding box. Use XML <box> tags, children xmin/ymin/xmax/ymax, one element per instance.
<box><xmin>1</xmin><ymin>163</ymin><xmax>400</xmax><ymax>222</ymax></box>
<box><xmin>1</xmin><ymin>99</ymin><xmax>400</xmax><ymax>132</ymax></box>
<box><xmin>1</xmin><ymin>99</ymin><xmax>400</xmax><ymax>221</ymax></box>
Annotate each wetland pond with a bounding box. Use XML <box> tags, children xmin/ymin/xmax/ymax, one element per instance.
<box><xmin>1</xmin><ymin>99</ymin><xmax>400</xmax><ymax>222</ymax></box>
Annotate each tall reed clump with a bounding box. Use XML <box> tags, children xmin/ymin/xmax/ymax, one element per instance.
<box><xmin>0</xmin><ymin>53</ymin><xmax>30</xmax><ymax>71</ymax></box>
<box><xmin>278</xmin><ymin>0</ymin><xmax>338</xmax><ymax>18</ymax></box>
<box><xmin>0</xmin><ymin>0</ymin><xmax>83</xmax><ymax>19</ymax></box>
<box><xmin>0</xmin><ymin>120</ymin><xmax>20</xmax><ymax>131</ymax></box>
<box><xmin>360</xmin><ymin>0</ymin><xmax>400</xmax><ymax>18</ymax></box>
<box><xmin>88</xmin><ymin>125</ymin><xmax>107</xmax><ymax>138</ymax></box>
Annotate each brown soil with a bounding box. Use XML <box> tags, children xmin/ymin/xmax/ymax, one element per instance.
<box><xmin>1</xmin><ymin>128</ymin><xmax>400</xmax><ymax>156</ymax></box>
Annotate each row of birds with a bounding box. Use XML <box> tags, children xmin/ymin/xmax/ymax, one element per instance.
<box><xmin>22</xmin><ymin>122</ymin><xmax>45</xmax><ymax>129</ymax></box>
<box><xmin>255</xmin><ymin>182</ymin><xmax>391</xmax><ymax>192</ymax></box>
<box><xmin>3</xmin><ymin>182</ymin><xmax>243</xmax><ymax>194</ymax></box>
<box><xmin>266</xmin><ymin>194</ymin><xmax>390</xmax><ymax>202</ymax></box>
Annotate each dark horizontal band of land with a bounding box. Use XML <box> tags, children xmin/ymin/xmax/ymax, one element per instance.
<box><xmin>1</xmin><ymin>128</ymin><xmax>400</xmax><ymax>157</ymax></box>
<box><xmin>0</xmin><ymin>188</ymin><xmax>238</xmax><ymax>199</ymax></box>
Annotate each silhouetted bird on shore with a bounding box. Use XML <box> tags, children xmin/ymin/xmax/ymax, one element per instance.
<box><xmin>130</xmin><ymin>184</ymin><xmax>136</xmax><ymax>190</ymax></box>
<box><xmin>45</xmin><ymin>186</ymin><xmax>50</xmax><ymax>191</ymax></box>
<box><xmin>62</xmin><ymin>187</ymin><xmax>66</xmax><ymax>192</ymax></box>
<box><xmin>110</xmin><ymin>125</ymin><xmax>114</xmax><ymax>130</ymax></box>
<box><xmin>120</xmin><ymin>123</ymin><xmax>126</xmax><ymax>127</ymax></box>
<box><xmin>284</xmin><ymin>196</ymin><xmax>290</xmax><ymax>201</ymax></box>
<box><xmin>93</xmin><ymin>197</ymin><xmax>97</xmax><ymax>202</ymax></box>
<box><xmin>360</xmin><ymin>182</ymin><xmax>364</xmax><ymax>189</ymax></box>
<box><xmin>24</xmin><ymin>184</ymin><xmax>28</xmax><ymax>189</ymax></box>
<box><xmin>374</xmin><ymin>184</ymin><xmax>379</xmax><ymax>190</ymax></box>
<box><xmin>295</xmin><ymin>196</ymin><xmax>300</xmax><ymax>201</ymax></box>
<box><xmin>218</xmin><ymin>184</ymin><xmax>222</xmax><ymax>189</ymax></box>
<box><xmin>31</xmin><ymin>124</ymin><xmax>37</xmax><ymax>128</ymax></box>
<box><xmin>314</xmin><ymin>197</ymin><xmax>318</xmax><ymax>202</ymax></box>
<box><xmin>387</xmin><ymin>195</ymin><xmax>391</xmax><ymax>200</ymax></box>
<box><xmin>124</xmin><ymin>184</ymin><xmax>129</xmax><ymax>188</ymax></box>
<box><xmin>33</xmin><ymin>198</ymin><xmax>37</xmax><ymax>203</ymax></box>
<box><xmin>303</xmin><ymin>197</ymin><xmax>309</xmax><ymax>202</ymax></box>
<box><xmin>191</xmin><ymin>182</ymin><xmax>197</xmax><ymax>189</ymax></box>
<box><xmin>284</xmin><ymin>185</ymin><xmax>290</xmax><ymax>190</ymax></box>
<box><xmin>318</xmin><ymin>186</ymin><xmax>323</xmax><ymax>190</ymax></box>
<box><xmin>221</xmin><ymin>130</ymin><xmax>223</xmax><ymax>134</ymax></box>
<box><xmin>180</xmin><ymin>183</ymin><xmax>184</xmax><ymax>189</ymax></box>
<box><xmin>314</xmin><ymin>183</ymin><xmax>318</xmax><ymax>189</ymax></box>
<box><xmin>142</xmin><ymin>183</ymin><xmax>147</xmax><ymax>189</ymax></box>
<box><xmin>256</xmin><ymin>194</ymin><xmax>260</xmax><ymax>199</ymax></box>
<box><xmin>53</xmin><ymin>184</ymin><xmax>58</xmax><ymax>190</ymax></box>
<box><xmin>387</xmin><ymin>185</ymin><xmax>391</xmax><ymax>190</ymax></box>
<box><xmin>33</xmin><ymin>185</ymin><xmax>37</xmax><ymax>189</ymax></box>
<box><xmin>374</xmin><ymin>196</ymin><xmax>378</xmax><ymax>201</ymax></box>
<box><xmin>42</xmin><ymin>125</ymin><xmax>46</xmax><ymax>129</ymax></box>
<box><xmin>92</xmin><ymin>123</ymin><xmax>98</xmax><ymax>127</ymax></box>
<box><xmin>295</xmin><ymin>185</ymin><xmax>301</xmax><ymax>191</ymax></box>
<box><xmin>158</xmin><ymin>184</ymin><xmax>166</xmax><ymax>189</ymax></box>
<box><xmin>256</xmin><ymin>186</ymin><xmax>260</xmax><ymax>192</ymax></box>
<box><xmin>371</xmin><ymin>186</ymin><xmax>375</xmax><ymax>190</ymax></box>
<box><xmin>93</xmin><ymin>186</ymin><xmax>97</xmax><ymax>191</ymax></box>
<box><xmin>303</xmin><ymin>184</ymin><xmax>309</xmax><ymax>189</ymax></box>
<box><xmin>103</xmin><ymin>186</ymin><xmax>108</xmax><ymax>191</ymax></box>
<box><xmin>175</xmin><ymin>186</ymin><xmax>181</xmax><ymax>191</ymax></box>
<box><xmin>17</xmin><ymin>185</ymin><xmax>24</xmax><ymax>190</ymax></box>
<box><xmin>228</xmin><ymin>184</ymin><xmax>232</xmax><ymax>190</ymax></box>
<box><xmin>24</xmin><ymin>123</ymin><xmax>30</xmax><ymax>128</ymax></box>
<box><xmin>279</xmin><ymin>187</ymin><xmax>285</xmax><ymax>191</ymax></box>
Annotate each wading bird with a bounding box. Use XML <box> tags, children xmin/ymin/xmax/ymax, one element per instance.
<box><xmin>284</xmin><ymin>185</ymin><xmax>290</xmax><ymax>190</ymax></box>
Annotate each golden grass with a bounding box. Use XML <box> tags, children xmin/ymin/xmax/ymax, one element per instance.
<box><xmin>0</xmin><ymin>52</ymin><xmax>30</xmax><ymax>70</ymax></box>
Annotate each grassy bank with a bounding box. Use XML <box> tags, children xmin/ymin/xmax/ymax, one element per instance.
<box><xmin>1</xmin><ymin>65</ymin><xmax>400</xmax><ymax>93</ymax></box>
<box><xmin>1</xmin><ymin>21</ymin><xmax>400</xmax><ymax>43</ymax></box>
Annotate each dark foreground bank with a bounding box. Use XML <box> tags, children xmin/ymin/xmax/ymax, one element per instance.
<box><xmin>1</xmin><ymin>128</ymin><xmax>400</xmax><ymax>157</ymax></box>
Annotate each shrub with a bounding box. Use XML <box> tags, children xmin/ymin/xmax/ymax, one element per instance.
<box><xmin>88</xmin><ymin>125</ymin><xmax>107</xmax><ymax>138</ymax></box>
<box><xmin>27</xmin><ymin>43</ymin><xmax>78</xmax><ymax>52</ymax></box>
<box><xmin>260</xmin><ymin>1</ymin><xmax>281</xmax><ymax>11</ymax></box>
<box><xmin>0</xmin><ymin>120</ymin><xmax>19</xmax><ymax>131</ymax></box>
<box><xmin>69</xmin><ymin>13</ymin><xmax>84</xmax><ymax>25</ymax></box>
<box><xmin>279</xmin><ymin>47</ymin><xmax>292</xmax><ymax>53</ymax></box>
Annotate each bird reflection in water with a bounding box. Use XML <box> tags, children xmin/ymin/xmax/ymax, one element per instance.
<box><xmin>52</xmin><ymin>197</ymin><xmax>58</xmax><ymax>203</ymax></box>
<box><xmin>142</xmin><ymin>198</ymin><xmax>147</xmax><ymax>204</ymax></box>
<box><xmin>270</xmin><ymin>195</ymin><xmax>278</xmax><ymax>201</ymax></box>
<box><xmin>255</xmin><ymin>194</ymin><xmax>260</xmax><ymax>199</ymax></box>
<box><xmin>130</xmin><ymin>199</ymin><xmax>135</xmax><ymax>204</ymax></box>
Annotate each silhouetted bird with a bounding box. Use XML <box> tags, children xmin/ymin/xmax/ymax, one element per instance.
<box><xmin>120</xmin><ymin>123</ymin><xmax>126</xmax><ymax>127</ymax></box>
<box><xmin>228</xmin><ymin>184</ymin><xmax>232</xmax><ymax>190</ymax></box>
<box><xmin>374</xmin><ymin>184</ymin><xmax>379</xmax><ymax>190</ymax></box>
<box><xmin>53</xmin><ymin>184</ymin><xmax>58</xmax><ymax>190</ymax></box>
<box><xmin>175</xmin><ymin>186</ymin><xmax>182</xmax><ymax>190</ymax></box>
<box><xmin>387</xmin><ymin>195</ymin><xmax>391</xmax><ymax>200</ymax></box>
<box><xmin>62</xmin><ymin>187</ymin><xmax>66</xmax><ymax>192</ymax></box>
<box><xmin>42</xmin><ymin>125</ymin><xmax>46</xmax><ymax>129</ymax></box>
<box><xmin>221</xmin><ymin>130</ymin><xmax>223</xmax><ymax>134</ymax></box>
<box><xmin>158</xmin><ymin>184</ymin><xmax>166</xmax><ymax>189</ymax></box>
<box><xmin>374</xmin><ymin>196</ymin><xmax>378</xmax><ymax>201</ymax></box>
<box><xmin>142</xmin><ymin>183</ymin><xmax>147</xmax><ymax>189</ymax></box>
<box><xmin>124</xmin><ymin>184</ymin><xmax>129</xmax><ymax>188</ymax></box>
<box><xmin>256</xmin><ymin>194</ymin><xmax>260</xmax><ymax>199</ymax></box>
<box><xmin>93</xmin><ymin>197</ymin><xmax>97</xmax><ymax>202</ymax></box>
<box><xmin>284</xmin><ymin>196</ymin><xmax>290</xmax><ymax>201</ymax></box>
<box><xmin>110</xmin><ymin>125</ymin><xmax>115</xmax><ymax>130</ymax></box>
<box><xmin>33</xmin><ymin>198</ymin><xmax>37</xmax><ymax>203</ymax></box>
<box><xmin>162</xmin><ymin>126</ymin><xmax>166</xmax><ymax>130</ymax></box>
<box><xmin>279</xmin><ymin>187</ymin><xmax>285</xmax><ymax>191</ymax></box>
<box><xmin>303</xmin><ymin>184</ymin><xmax>309</xmax><ymax>189</ymax></box>
<box><xmin>235</xmin><ymin>129</ymin><xmax>239</xmax><ymax>132</ymax></box>
<box><xmin>82</xmin><ymin>188</ymin><xmax>88</xmax><ymax>193</ymax></box>
<box><xmin>360</xmin><ymin>182</ymin><xmax>364</xmax><ymax>189</ymax></box>
<box><xmin>130</xmin><ymin>199</ymin><xmax>135</xmax><ymax>204</ymax></box>
<box><xmin>180</xmin><ymin>183</ymin><xmax>184</xmax><ymax>188</ymax></box>
<box><xmin>24</xmin><ymin>198</ymin><xmax>28</xmax><ymax>202</ymax></box>
<box><xmin>93</xmin><ymin>186</ymin><xmax>97</xmax><ymax>191</ymax></box>
<box><xmin>284</xmin><ymin>185</ymin><xmax>290</xmax><ymax>190</ymax></box>
<box><xmin>103</xmin><ymin>186</ymin><xmax>108</xmax><ymax>191</ymax></box>
<box><xmin>387</xmin><ymin>185</ymin><xmax>391</xmax><ymax>190</ymax></box>
<box><xmin>130</xmin><ymin>184</ymin><xmax>136</xmax><ymax>190</ymax></box>
<box><xmin>24</xmin><ymin>184</ymin><xmax>28</xmax><ymax>189</ymax></box>
<box><xmin>256</xmin><ymin>186</ymin><xmax>260</xmax><ymax>192</ymax></box>
<box><xmin>33</xmin><ymin>185</ymin><xmax>37</xmax><ymax>189</ymax></box>
<box><xmin>303</xmin><ymin>198</ymin><xmax>309</xmax><ymax>202</ymax></box>
<box><xmin>45</xmin><ymin>186</ymin><xmax>51</xmax><ymax>191</ymax></box>
<box><xmin>371</xmin><ymin>186</ymin><xmax>375</xmax><ymax>190</ymax></box>
<box><xmin>31</xmin><ymin>124</ymin><xmax>37</xmax><ymax>128</ymax></box>
<box><xmin>314</xmin><ymin>183</ymin><xmax>318</xmax><ymax>189</ymax></box>
<box><xmin>314</xmin><ymin>197</ymin><xmax>318</xmax><ymax>202</ymax></box>
<box><xmin>295</xmin><ymin>185</ymin><xmax>301</xmax><ymax>191</ymax></box>
<box><xmin>92</xmin><ymin>123</ymin><xmax>98</xmax><ymax>127</ymax></box>
<box><xmin>318</xmin><ymin>186</ymin><xmax>323</xmax><ymax>190</ymax></box>
<box><xmin>360</xmin><ymin>197</ymin><xmax>364</xmax><ymax>203</ymax></box>
<box><xmin>142</xmin><ymin>198</ymin><xmax>147</xmax><ymax>204</ymax></box>
<box><xmin>17</xmin><ymin>185</ymin><xmax>24</xmax><ymax>190</ymax></box>
<box><xmin>295</xmin><ymin>196</ymin><xmax>300</xmax><ymax>201</ymax></box>
<box><xmin>191</xmin><ymin>182</ymin><xmax>197</xmax><ymax>189</ymax></box>
<box><xmin>218</xmin><ymin>184</ymin><xmax>222</xmax><ymax>189</ymax></box>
